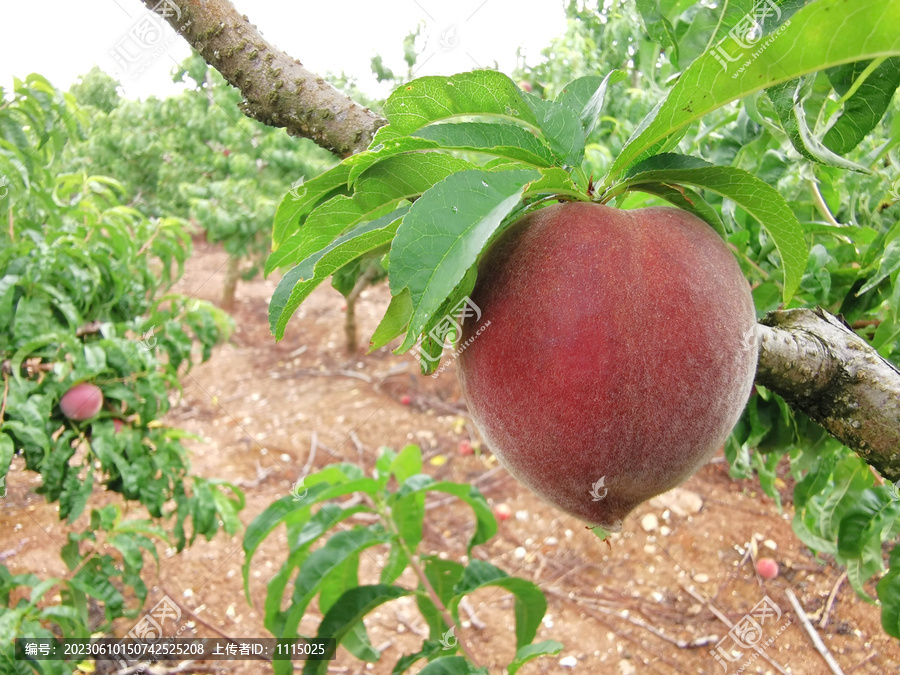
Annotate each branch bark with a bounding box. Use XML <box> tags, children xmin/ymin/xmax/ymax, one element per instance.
<box><xmin>143</xmin><ymin>1</ymin><xmax>900</xmax><ymax>481</ymax></box>
<box><xmin>756</xmin><ymin>308</ymin><xmax>900</xmax><ymax>481</ymax></box>
<box><xmin>140</xmin><ymin>0</ymin><xmax>385</xmax><ymax>156</ymax></box>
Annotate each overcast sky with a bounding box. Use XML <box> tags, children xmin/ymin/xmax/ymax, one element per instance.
<box><xmin>1</xmin><ymin>1</ymin><xmax>568</xmax><ymax>100</ymax></box>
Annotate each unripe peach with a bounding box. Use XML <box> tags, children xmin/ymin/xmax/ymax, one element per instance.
<box><xmin>458</xmin><ymin>203</ymin><xmax>757</xmax><ymax>531</ymax></box>
<box><xmin>59</xmin><ymin>382</ymin><xmax>104</xmax><ymax>421</ymax></box>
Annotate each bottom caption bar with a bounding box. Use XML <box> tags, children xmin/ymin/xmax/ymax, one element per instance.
<box><xmin>16</xmin><ymin>638</ymin><xmax>337</xmax><ymax>661</ymax></box>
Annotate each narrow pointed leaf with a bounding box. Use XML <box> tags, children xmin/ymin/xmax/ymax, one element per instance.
<box><xmin>607</xmin><ymin>0</ymin><xmax>900</xmax><ymax>181</ymax></box>
<box><xmin>555</xmin><ymin>71</ymin><xmax>627</xmax><ymax>137</ymax></box>
<box><xmin>390</xmin><ymin>169</ymin><xmax>540</xmax><ymax>351</ymax></box>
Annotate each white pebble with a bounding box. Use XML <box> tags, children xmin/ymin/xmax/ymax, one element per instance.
<box><xmin>763</xmin><ymin>539</ymin><xmax>778</xmax><ymax>551</ymax></box>
<box><xmin>559</xmin><ymin>656</ymin><xmax>578</xmax><ymax>668</ymax></box>
<box><xmin>514</xmin><ymin>546</ymin><xmax>527</xmax><ymax>560</ymax></box>
<box><xmin>640</xmin><ymin>514</ymin><xmax>659</xmax><ymax>532</ymax></box>
<box><xmin>515</xmin><ymin>510</ymin><xmax>529</xmax><ymax>521</ymax></box>
<box><xmin>693</xmin><ymin>573</ymin><xmax>710</xmax><ymax>583</ymax></box>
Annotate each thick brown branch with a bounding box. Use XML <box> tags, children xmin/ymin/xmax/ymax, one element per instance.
<box><xmin>756</xmin><ymin>308</ymin><xmax>900</xmax><ymax>481</ymax></box>
<box><xmin>140</xmin><ymin>0</ymin><xmax>385</xmax><ymax>156</ymax></box>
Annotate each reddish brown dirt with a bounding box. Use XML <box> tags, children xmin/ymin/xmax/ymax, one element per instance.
<box><xmin>3</xmin><ymin>240</ymin><xmax>898</xmax><ymax>674</ymax></box>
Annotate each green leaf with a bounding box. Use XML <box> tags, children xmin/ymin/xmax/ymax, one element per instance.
<box><xmin>269</xmin><ymin>206</ymin><xmax>407</xmax><ymax>338</ymax></box>
<box><xmin>606</xmin><ymin>0</ymin><xmax>900</xmax><ymax>181</ymax></box>
<box><xmin>837</xmin><ymin>489</ymin><xmax>896</xmax><ymax>558</ymax></box>
<box><xmin>264</xmin><ymin>504</ymin><xmax>367</xmax><ymax>635</ymax></box>
<box><xmin>390</xmin><ymin>168</ymin><xmax>539</xmax><ymax>351</ymax></box>
<box><xmin>825</xmin><ymin>57</ymin><xmax>900</xmax><ymax>154</ymax></box>
<box><xmin>857</xmin><ymin>238</ymin><xmax>900</xmax><ymax>295</ymax></box>
<box><xmin>417</xmin><ymin>656</ymin><xmax>488</xmax><ymax>675</ymax></box>
<box><xmin>393</xmin><ymin>475</ymin><xmax>497</xmax><ymax>554</ymax></box>
<box><xmin>619</xmin><ymin>154</ymin><xmax>808</xmax><ymax>301</ymax></box>
<box><xmin>635</xmin><ymin>0</ymin><xmax>680</xmax><ymax>65</ymax></box>
<box><xmin>391</xmin><ymin>640</ymin><xmax>444</xmax><ymax>674</ymax></box>
<box><xmin>508</xmin><ymin>640</ymin><xmax>565</xmax><ymax>675</ymax></box>
<box><xmin>383</xmin><ymin>71</ymin><xmax>538</xmax><ymax>136</ymax></box>
<box><xmin>451</xmin><ymin>559</ymin><xmax>547</xmax><ymax>649</ymax></box>
<box><xmin>267</xmin><ymin>153</ymin><xmax>472</xmax><ymax>276</ymax></box>
<box><xmin>0</xmin><ymin>433</ymin><xmax>13</xmax><ymax>482</ymax></box>
<box><xmin>877</xmin><ymin>545</ymin><xmax>900</xmax><ymax>638</ymax></box>
<box><xmin>283</xmin><ymin>526</ymin><xmax>391</xmax><ymax>643</ymax></box>
<box><xmin>272</xmin><ymin>164</ymin><xmax>349</xmax><ymax>250</ymax></box>
<box><xmin>412</xmin><ymin>123</ymin><xmax>556</xmax><ymax>167</ymax></box>
<box><xmin>421</xmin><ymin>556</ymin><xmax>466</xmax><ymax>608</ymax></box>
<box><xmin>766</xmin><ymin>78</ymin><xmax>871</xmax><ymax>173</ymax></box>
<box><xmin>242</xmin><ymin>477</ymin><xmax>380</xmax><ymax>598</ymax></box>
<box><xmin>368</xmin><ymin>289</ymin><xmax>412</xmax><ymax>352</ymax></box>
<box><xmin>555</xmin><ymin>71</ymin><xmax>627</xmax><ymax>137</ymax></box>
<box><xmin>521</xmin><ymin>93</ymin><xmax>585</xmax><ymax>166</ymax></box>
<box><xmin>302</xmin><ymin>585</ymin><xmax>411</xmax><ymax>675</ymax></box>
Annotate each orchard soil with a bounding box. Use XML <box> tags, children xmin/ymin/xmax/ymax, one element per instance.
<box><xmin>3</xmin><ymin>240</ymin><xmax>899</xmax><ymax>675</ymax></box>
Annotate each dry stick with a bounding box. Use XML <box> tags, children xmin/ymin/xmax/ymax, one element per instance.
<box><xmin>561</xmin><ymin>599</ymin><xmax>685</xmax><ymax>674</ymax></box>
<box><xmin>681</xmin><ymin>585</ymin><xmax>790</xmax><ymax>675</ymax></box>
<box><xmin>458</xmin><ymin>597</ymin><xmax>486</xmax><ymax>630</ymax></box>
<box><xmin>820</xmin><ymin>572</ymin><xmax>847</xmax><ymax>629</ymax></box>
<box><xmin>546</xmin><ymin>588</ymin><xmax>710</xmax><ymax>650</ymax></box>
<box><xmin>785</xmin><ymin>588</ymin><xmax>845</xmax><ymax>675</ymax></box>
<box><xmin>348</xmin><ymin>430</ymin><xmax>365</xmax><ymax>467</ymax></box>
<box><xmin>301</xmin><ymin>430</ymin><xmax>319</xmax><ymax>477</ymax></box>
<box><xmin>846</xmin><ymin>651</ymin><xmax>878</xmax><ymax>674</ymax></box>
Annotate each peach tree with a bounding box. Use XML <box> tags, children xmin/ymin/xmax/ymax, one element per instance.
<box><xmin>142</xmin><ymin>0</ymin><xmax>900</xmax><ymax>668</ymax></box>
<box><xmin>0</xmin><ymin>75</ymin><xmax>241</xmax><ymax>672</ymax></box>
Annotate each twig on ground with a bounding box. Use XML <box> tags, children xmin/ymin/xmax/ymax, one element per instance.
<box><xmin>348</xmin><ymin>430</ymin><xmax>364</xmax><ymax>467</ymax></box>
<box><xmin>681</xmin><ymin>584</ymin><xmax>789</xmax><ymax>675</ymax></box>
<box><xmin>785</xmin><ymin>588</ymin><xmax>845</xmax><ymax>675</ymax></box>
<box><xmin>459</xmin><ymin>596</ymin><xmax>486</xmax><ymax>630</ymax></box>
<box><xmin>820</xmin><ymin>572</ymin><xmax>847</xmax><ymax>629</ymax></box>
<box><xmin>301</xmin><ymin>430</ymin><xmax>319</xmax><ymax>477</ymax></box>
<box><xmin>233</xmin><ymin>459</ymin><xmax>279</xmax><ymax>488</ymax></box>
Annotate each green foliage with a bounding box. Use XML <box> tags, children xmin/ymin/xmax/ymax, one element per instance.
<box><xmin>1</xmin><ymin>74</ymin><xmax>243</xmax><ymax>671</ymax></box>
<box><xmin>244</xmin><ymin>445</ymin><xmax>554</xmax><ymax>674</ymax></box>
<box><xmin>65</xmin><ymin>53</ymin><xmax>335</xmax><ymax>299</ymax></box>
<box><xmin>268</xmin><ymin>0</ymin><xmax>900</xmax><ymax>643</ymax></box>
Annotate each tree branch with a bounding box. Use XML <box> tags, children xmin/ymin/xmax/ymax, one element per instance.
<box><xmin>140</xmin><ymin>0</ymin><xmax>385</xmax><ymax>156</ymax></box>
<box><xmin>756</xmin><ymin>308</ymin><xmax>900</xmax><ymax>481</ymax></box>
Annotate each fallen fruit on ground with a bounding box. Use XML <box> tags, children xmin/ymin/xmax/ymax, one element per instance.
<box><xmin>59</xmin><ymin>382</ymin><xmax>104</xmax><ymax>421</ymax></box>
<box><xmin>458</xmin><ymin>202</ymin><xmax>758</xmax><ymax>531</ymax></box>
<box><xmin>458</xmin><ymin>440</ymin><xmax>474</xmax><ymax>455</ymax></box>
<box><xmin>494</xmin><ymin>503</ymin><xmax>512</xmax><ymax>520</ymax></box>
<box><xmin>756</xmin><ymin>557</ymin><xmax>779</xmax><ymax>580</ymax></box>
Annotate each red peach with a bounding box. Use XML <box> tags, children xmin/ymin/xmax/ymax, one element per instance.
<box><xmin>458</xmin><ymin>203</ymin><xmax>757</xmax><ymax>531</ymax></box>
<box><xmin>756</xmin><ymin>558</ymin><xmax>779</xmax><ymax>580</ymax></box>
<box><xmin>59</xmin><ymin>383</ymin><xmax>104</xmax><ymax>421</ymax></box>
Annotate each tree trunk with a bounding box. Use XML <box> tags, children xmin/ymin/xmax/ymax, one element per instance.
<box><xmin>343</xmin><ymin>265</ymin><xmax>381</xmax><ymax>354</ymax></box>
<box><xmin>222</xmin><ymin>255</ymin><xmax>240</xmax><ymax>310</ymax></box>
